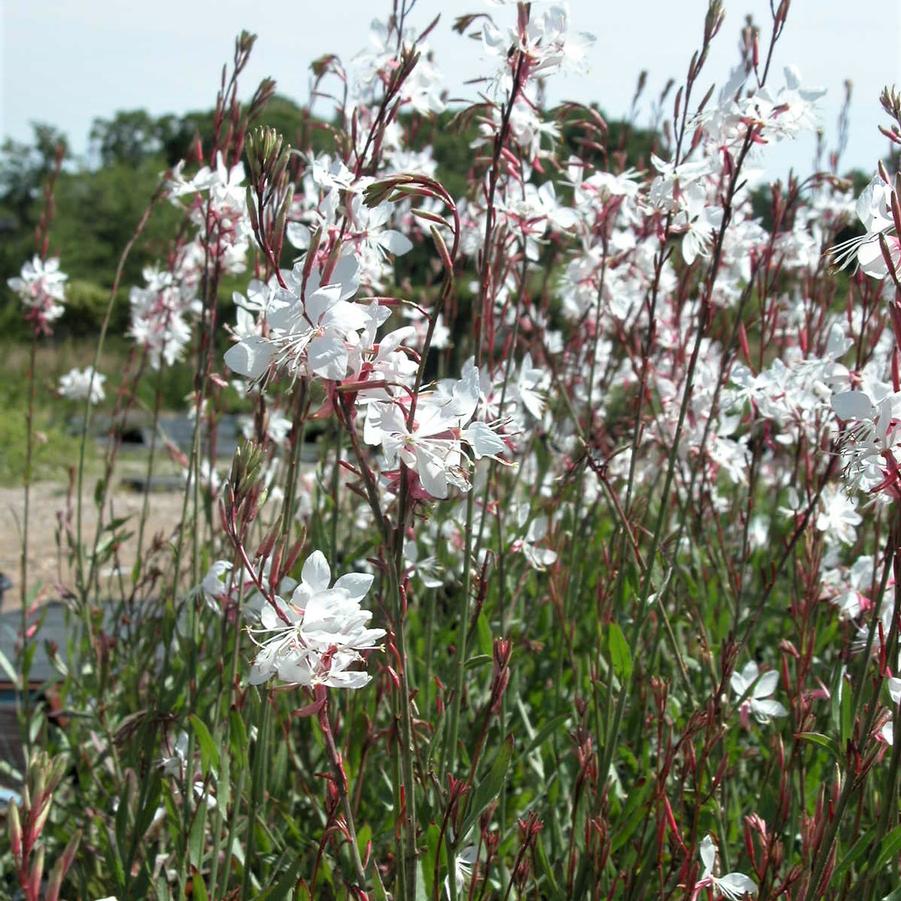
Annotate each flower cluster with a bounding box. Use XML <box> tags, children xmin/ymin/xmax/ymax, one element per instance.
<box><xmin>8</xmin><ymin>256</ymin><xmax>68</xmax><ymax>334</ymax></box>
<box><xmin>248</xmin><ymin>552</ymin><xmax>384</xmax><ymax>689</ymax></box>
<box><xmin>58</xmin><ymin>367</ymin><xmax>105</xmax><ymax>404</ymax></box>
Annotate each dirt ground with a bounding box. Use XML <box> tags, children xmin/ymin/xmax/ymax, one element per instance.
<box><xmin>0</xmin><ymin>476</ymin><xmax>187</xmax><ymax>606</ymax></box>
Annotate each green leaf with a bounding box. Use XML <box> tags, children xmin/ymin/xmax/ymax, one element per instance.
<box><xmin>192</xmin><ymin>875</ymin><xmax>209</xmax><ymax>901</ymax></box>
<box><xmin>830</xmin><ymin>665</ymin><xmax>844</xmax><ymax>741</ymax></box>
<box><xmin>0</xmin><ymin>648</ymin><xmax>18</xmax><ymax>687</ymax></box>
<box><xmin>134</xmin><ymin>771</ymin><xmax>163</xmax><ymax>840</ymax></box>
<box><xmin>415</xmin><ymin>860</ymin><xmax>429</xmax><ymax>901</ymax></box>
<box><xmin>422</xmin><ymin>824</ymin><xmax>443</xmax><ymax>899</ymax></box>
<box><xmin>535</xmin><ymin>830</ymin><xmax>564</xmax><ymax>899</ymax></box>
<box><xmin>357</xmin><ymin>824</ymin><xmax>372</xmax><ymax>859</ymax></box>
<box><xmin>796</xmin><ymin>732</ymin><xmax>840</xmax><ymax>762</ymax></box>
<box><xmin>476</xmin><ymin>611</ymin><xmax>493</xmax><ymax>658</ymax></box>
<box><xmin>833</xmin><ymin>825</ymin><xmax>877</xmax><ymax>882</ymax></box>
<box><xmin>611</xmin><ymin>779</ymin><xmax>654</xmax><ymax>852</ymax></box>
<box><xmin>114</xmin><ymin>782</ymin><xmax>131</xmax><ymax>884</ymax></box>
<box><xmin>21</xmin><ymin>641</ymin><xmax>36</xmax><ymax>682</ymax></box>
<box><xmin>190</xmin><ymin>714</ymin><xmax>220</xmax><ymax>775</ymax></box>
<box><xmin>464</xmin><ymin>654</ymin><xmax>493</xmax><ymax>670</ymax></box>
<box><xmin>874</xmin><ymin>824</ymin><xmax>901</xmax><ymax>873</ymax></box>
<box><xmin>840</xmin><ymin>674</ymin><xmax>853</xmax><ymax>749</ymax></box>
<box><xmin>187</xmin><ymin>799</ymin><xmax>208</xmax><ymax>870</ymax></box>
<box><xmin>513</xmin><ymin>713</ymin><xmax>571</xmax><ymax>767</ymax></box>
<box><xmin>230</xmin><ymin>709</ymin><xmax>249</xmax><ymax>769</ymax></box>
<box><xmin>607</xmin><ymin>622</ymin><xmax>633</xmax><ymax>682</ymax></box>
<box><xmin>458</xmin><ymin>736</ymin><xmax>513</xmax><ymax>840</ymax></box>
<box><xmin>255</xmin><ymin>856</ymin><xmax>303</xmax><ymax>901</ymax></box>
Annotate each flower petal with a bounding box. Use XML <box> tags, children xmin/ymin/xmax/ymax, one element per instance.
<box><xmin>224</xmin><ymin>336</ymin><xmax>273</xmax><ymax>379</ymax></box>
<box><xmin>302</xmin><ymin>551</ymin><xmax>332</xmax><ymax>592</ymax></box>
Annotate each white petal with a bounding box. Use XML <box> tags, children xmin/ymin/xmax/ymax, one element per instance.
<box><xmin>224</xmin><ymin>336</ymin><xmax>273</xmax><ymax>379</ymax></box>
<box><xmin>731</xmin><ymin>661</ymin><xmax>758</xmax><ymax>695</ymax></box>
<box><xmin>302</xmin><ymin>551</ymin><xmax>332</xmax><ymax>592</ymax></box>
<box><xmin>551</xmin><ymin>207</ymin><xmax>578</xmax><ymax>230</ymax></box>
<box><xmin>753</xmin><ymin>671</ymin><xmax>779</xmax><ymax>698</ymax></box>
<box><xmin>333</xmin><ymin>572</ymin><xmax>375</xmax><ymax>603</ymax></box>
<box><xmin>414</xmin><ymin>446</ymin><xmax>449</xmax><ymax>499</ymax></box>
<box><xmin>461</xmin><ymin>422</ymin><xmax>507</xmax><ymax>460</ymax></box>
<box><xmin>751</xmin><ymin>699</ymin><xmax>788</xmax><ymax>721</ymax></box>
<box><xmin>308</xmin><ymin>335</ymin><xmax>348</xmax><ymax>380</ymax></box>
<box><xmin>699</xmin><ymin>835</ymin><xmax>716</xmax><ymax>876</ymax></box>
<box><xmin>329</xmin><ymin>254</ymin><xmax>361</xmax><ymax>300</ymax></box>
<box><xmin>832</xmin><ymin>390</ymin><xmax>875</xmax><ymax>421</ymax></box>
<box><xmin>378</xmin><ymin>230</ymin><xmax>413</xmax><ymax>256</ymax></box>
<box><xmin>716</xmin><ymin>872</ymin><xmax>757</xmax><ymax>898</ymax></box>
<box><xmin>305</xmin><ymin>284</ymin><xmax>343</xmax><ymax>323</ymax></box>
<box><xmin>277</xmin><ymin>654</ymin><xmax>315</xmax><ymax>686</ymax></box>
<box><xmin>286</xmin><ymin>222</ymin><xmax>311</xmax><ymax>249</ymax></box>
<box><xmin>888</xmin><ymin>677</ymin><xmax>901</xmax><ymax>705</ymax></box>
<box><xmin>325</xmin><ymin>670</ymin><xmax>371</xmax><ymax>689</ymax></box>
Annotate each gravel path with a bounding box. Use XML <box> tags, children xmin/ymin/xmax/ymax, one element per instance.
<box><xmin>0</xmin><ymin>478</ymin><xmax>188</xmax><ymax>607</ymax></box>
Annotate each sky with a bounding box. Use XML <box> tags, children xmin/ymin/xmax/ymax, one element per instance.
<box><xmin>2</xmin><ymin>0</ymin><xmax>901</xmax><ymax>179</ymax></box>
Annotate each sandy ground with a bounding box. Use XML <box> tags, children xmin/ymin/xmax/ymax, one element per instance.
<box><xmin>0</xmin><ymin>475</ymin><xmax>187</xmax><ymax>606</ymax></box>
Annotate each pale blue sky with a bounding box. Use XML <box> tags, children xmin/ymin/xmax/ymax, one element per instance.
<box><xmin>2</xmin><ymin>0</ymin><xmax>900</xmax><ymax>177</ymax></box>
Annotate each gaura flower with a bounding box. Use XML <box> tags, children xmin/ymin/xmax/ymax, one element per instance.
<box><xmin>58</xmin><ymin>366</ymin><xmax>105</xmax><ymax>404</ymax></box>
<box><xmin>248</xmin><ymin>551</ymin><xmax>384</xmax><ymax>690</ymax></box>
<box><xmin>692</xmin><ymin>835</ymin><xmax>757</xmax><ymax>900</ymax></box>
<box><xmin>730</xmin><ymin>661</ymin><xmax>788</xmax><ymax>725</ymax></box>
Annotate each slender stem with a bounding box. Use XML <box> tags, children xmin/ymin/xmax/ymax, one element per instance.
<box><xmin>19</xmin><ymin>337</ymin><xmax>37</xmax><ymax>751</ymax></box>
<box><xmin>319</xmin><ymin>695</ymin><xmax>370</xmax><ymax>889</ymax></box>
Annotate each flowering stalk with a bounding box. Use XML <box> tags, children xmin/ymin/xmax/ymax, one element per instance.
<box><xmin>13</xmin><ymin>143</ymin><xmax>64</xmax><ymax>754</ymax></box>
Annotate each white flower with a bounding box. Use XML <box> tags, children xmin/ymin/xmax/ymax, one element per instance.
<box><xmin>695</xmin><ymin>835</ymin><xmax>757</xmax><ymax>900</ymax></box>
<box><xmin>679</xmin><ymin>192</ymin><xmax>724</xmax><ymax>265</ymax></box>
<box><xmin>770</xmin><ymin>66</ymin><xmax>825</xmax><ymax>138</ymax></box>
<box><xmin>58</xmin><ymin>367</ymin><xmax>105</xmax><ymax>404</ymax></box>
<box><xmin>225</xmin><ymin>256</ymin><xmax>366</xmax><ymax>383</ymax></box>
<box><xmin>832</xmin><ymin>388</ymin><xmax>901</xmax><ymax>493</ymax></box>
<box><xmin>648</xmin><ymin>155</ymin><xmax>714</xmax><ymax>212</ymax></box>
<box><xmin>404</xmin><ymin>541</ymin><xmax>444</xmax><ymax>589</ymax></box>
<box><xmin>513</xmin><ymin>508</ymin><xmax>557</xmax><ymax>571</ymax></box>
<box><xmin>128</xmin><ymin>266</ymin><xmax>197</xmax><ymax>369</ymax></box>
<box><xmin>509</xmin><ymin>353</ymin><xmax>549</xmax><ymax>420</ymax></box>
<box><xmin>888</xmin><ymin>677</ymin><xmax>901</xmax><ymax>707</ymax></box>
<box><xmin>879</xmin><ymin>678</ymin><xmax>901</xmax><ymax>747</ymax></box>
<box><xmin>815</xmin><ymin>486</ymin><xmax>862</xmax><ymax>546</ymax></box>
<box><xmin>483</xmin><ymin>5</ymin><xmax>595</xmax><ymax>80</ymax></box>
<box><xmin>159</xmin><ymin>731</ymin><xmax>189</xmax><ymax>778</ymax></box>
<box><xmin>201</xmin><ymin>561</ymin><xmax>233</xmax><ymax>611</ymax></box>
<box><xmin>830</xmin><ymin>174</ymin><xmax>900</xmax><ymax>278</ymax></box>
<box><xmin>364</xmin><ymin>395</ymin><xmax>468</xmax><ymax>499</ymax></box>
<box><xmin>444</xmin><ymin>845</ymin><xmax>478</xmax><ymax>899</ymax></box>
<box><xmin>349</xmin><ymin>195</ymin><xmax>414</xmax><ymax>259</ymax></box>
<box><xmin>363</xmin><ymin>359</ymin><xmax>506</xmax><ymax>498</ymax></box>
<box><xmin>249</xmin><ymin>551</ymin><xmax>384</xmax><ymax>690</ymax></box>
<box><xmin>730</xmin><ymin>661</ymin><xmax>787</xmax><ymax>724</ymax></box>
<box><xmin>8</xmin><ymin>255</ymin><xmax>68</xmax><ymax>326</ymax></box>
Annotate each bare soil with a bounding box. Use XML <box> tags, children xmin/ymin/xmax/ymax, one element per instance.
<box><xmin>0</xmin><ymin>474</ymin><xmax>187</xmax><ymax>607</ymax></box>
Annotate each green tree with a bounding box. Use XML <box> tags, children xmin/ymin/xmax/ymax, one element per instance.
<box><xmin>89</xmin><ymin>109</ymin><xmax>164</xmax><ymax>167</ymax></box>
